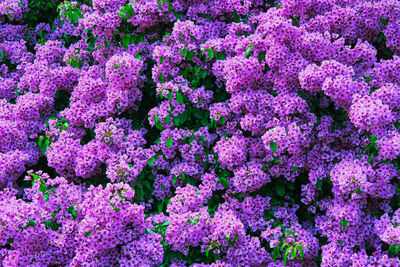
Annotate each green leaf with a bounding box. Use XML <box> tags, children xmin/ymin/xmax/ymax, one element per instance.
<box><xmin>37</xmin><ymin>136</ymin><xmax>43</xmax><ymax>148</ymax></box>
<box><xmin>153</xmin><ymin>115</ymin><xmax>164</xmax><ymax>130</ymax></box>
<box><xmin>245</xmin><ymin>45</ymin><xmax>253</xmax><ymax>58</ymax></box>
<box><xmin>158</xmin><ymin>0</ymin><xmax>164</xmax><ymax>10</ymax></box>
<box><xmin>43</xmin><ymin>193</ymin><xmax>50</xmax><ymax>201</ymax></box>
<box><xmin>39</xmin><ymin>183</ymin><xmax>47</xmax><ymax>193</ymax></box>
<box><xmin>272</xmin><ymin>245</ymin><xmax>280</xmax><ymax>261</ymax></box>
<box><xmin>136</xmin><ymin>185</ymin><xmax>144</xmax><ymax>201</ymax></box>
<box><xmin>118</xmin><ymin>8</ymin><xmax>126</xmax><ymax>18</ymax></box>
<box><xmin>173</xmin><ymin>175</ymin><xmax>177</xmax><ymax>185</ymax></box>
<box><xmin>219</xmin><ymin>116</ymin><xmax>226</xmax><ymax>125</ymax></box>
<box><xmin>44</xmin><ymin>138</ymin><xmax>50</xmax><ymax>148</ymax></box>
<box><xmin>158</xmin><ymin>73</ymin><xmax>165</xmax><ymax>83</ymax></box>
<box><xmin>370</xmin><ymin>135</ymin><xmax>378</xmax><ymax>146</ymax></box>
<box><xmin>161</xmin><ymin>220</ymin><xmax>170</xmax><ymax>227</ymax></box>
<box><xmin>298</xmin><ymin>247</ymin><xmax>305</xmax><ymax>260</ymax></box>
<box><xmin>291</xmin><ymin>166</ymin><xmax>297</xmax><ymax>172</ymax></box>
<box><xmin>167</xmin><ymin>0</ymin><xmax>173</xmax><ymax>14</ymax></box>
<box><xmin>142</xmin><ymin>180</ymin><xmax>151</xmax><ymax>192</ymax></box>
<box><xmin>287</xmin><ymin>183</ymin><xmax>295</xmax><ymax>191</ymax></box>
<box><xmin>355</xmin><ymin>187</ymin><xmax>362</xmax><ymax>194</ymax></box>
<box><xmin>85</xmin><ymin>231</ymin><xmax>92</xmax><ymax>237</ymax></box>
<box><xmin>71</xmin><ymin>208</ymin><xmax>78</xmax><ymax>219</ymax></box>
<box><xmin>200</xmin><ymin>70</ymin><xmax>207</xmax><ymax>79</ymax></box>
<box><xmin>165</xmin><ymin>115</ymin><xmax>171</xmax><ymax>125</ymax></box>
<box><xmin>291</xmin><ymin>247</ymin><xmax>297</xmax><ymax>259</ymax></box>
<box><xmin>172</xmin><ymin>116</ymin><xmax>180</xmax><ymax>126</ymax></box>
<box><xmin>118</xmin><ymin>190</ymin><xmax>126</xmax><ymax>201</ymax></box>
<box><xmin>69</xmin><ymin>12</ymin><xmax>80</xmax><ymax>24</ymax></box>
<box><xmin>276</xmin><ymin>183</ymin><xmax>285</xmax><ymax>197</ymax></box>
<box><xmin>258</xmin><ymin>52</ymin><xmax>266</xmax><ymax>63</ymax></box>
<box><xmin>284</xmin><ymin>247</ymin><xmax>291</xmax><ymax>266</ymax></box>
<box><xmin>157</xmin><ymin>199</ymin><xmax>165</xmax><ymax>212</ymax></box>
<box><xmin>340</xmin><ymin>219</ymin><xmax>348</xmax><ymax>228</ymax></box>
<box><xmin>233</xmin><ymin>10</ymin><xmax>240</xmax><ymax>22</ymax></box>
<box><xmin>208</xmin><ymin>48</ymin><xmax>214</xmax><ymax>60</ymax></box>
<box><xmin>284</xmin><ymin>230</ymin><xmax>296</xmax><ymax>238</ymax></box>
<box><xmin>187</xmin><ymin>217</ymin><xmax>199</xmax><ymax>225</ymax></box>
<box><xmin>188</xmin><ymin>136</ymin><xmax>195</xmax><ymax>144</ymax></box>
<box><xmin>126</xmin><ymin>4</ymin><xmax>134</xmax><ymax>19</ymax></box>
<box><xmin>215</xmin><ymin>51</ymin><xmax>226</xmax><ymax>60</ymax></box>
<box><xmin>206</xmin><ymin>247</ymin><xmax>211</xmax><ymax>258</ymax></box>
<box><xmin>28</xmin><ymin>219</ymin><xmax>36</xmax><ymax>227</ymax></box>
<box><xmin>380</xmin><ymin>17</ymin><xmax>389</xmax><ymax>25</ymax></box>
<box><xmin>187</xmin><ymin>50</ymin><xmax>195</xmax><ymax>61</ymax></box>
<box><xmin>234</xmin><ymin>233</ymin><xmax>239</xmax><ymax>241</ymax></box>
<box><xmin>270</xmin><ymin>140</ymin><xmax>278</xmax><ymax>153</ymax></box>
<box><xmin>290</xmin><ymin>16</ymin><xmax>300</xmax><ymax>26</ymax></box>
<box><xmin>182</xmin><ymin>48</ymin><xmax>188</xmax><ymax>57</ymax></box>
<box><xmin>210</xmin><ymin>116</ymin><xmax>215</xmax><ymax>128</ymax></box>
<box><xmin>220</xmin><ymin>177</ymin><xmax>229</xmax><ymax>189</ymax></box>
<box><xmin>316</xmin><ymin>178</ymin><xmax>324</xmax><ymax>188</ymax></box>
<box><xmin>273</xmin><ymin>156</ymin><xmax>280</xmax><ymax>164</ymax></box>
<box><xmin>377</xmin><ymin>32</ymin><xmax>386</xmax><ymax>44</ymax></box>
<box><xmin>121</xmin><ymin>34</ymin><xmax>131</xmax><ymax>49</ymax></box>
<box><xmin>148</xmin><ymin>157</ymin><xmax>156</xmax><ymax>167</ymax></box>
<box><xmin>166</xmin><ymin>137</ymin><xmax>173</xmax><ymax>148</ymax></box>
<box><xmin>281</xmin><ymin>242</ymin><xmax>289</xmax><ymax>250</ymax></box>
<box><xmin>175</xmin><ymin>92</ymin><xmax>184</xmax><ymax>104</ymax></box>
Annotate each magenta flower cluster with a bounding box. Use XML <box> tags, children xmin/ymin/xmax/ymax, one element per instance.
<box><xmin>1</xmin><ymin>0</ymin><xmax>400</xmax><ymax>266</ymax></box>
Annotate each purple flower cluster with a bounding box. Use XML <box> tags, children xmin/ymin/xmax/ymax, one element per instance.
<box><xmin>1</xmin><ymin>0</ymin><xmax>400</xmax><ymax>266</ymax></box>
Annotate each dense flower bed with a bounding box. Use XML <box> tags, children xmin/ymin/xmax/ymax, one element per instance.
<box><xmin>1</xmin><ymin>0</ymin><xmax>400</xmax><ymax>266</ymax></box>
